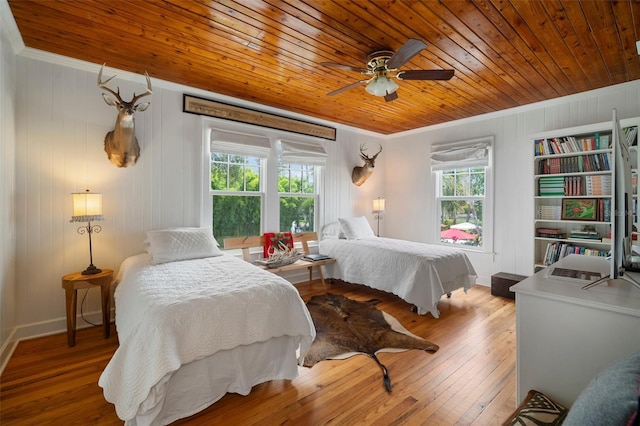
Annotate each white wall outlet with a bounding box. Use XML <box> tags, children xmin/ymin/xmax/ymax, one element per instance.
<box><xmin>637</xmin><ymin>40</ymin><xmax>640</xmax><ymax>55</ymax></box>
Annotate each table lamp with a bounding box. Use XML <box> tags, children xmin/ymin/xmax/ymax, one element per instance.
<box><xmin>70</xmin><ymin>190</ymin><xmax>104</xmax><ymax>275</ymax></box>
<box><xmin>372</xmin><ymin>197</ymin><xmax>385</xmax><ymax>237</ymax></box>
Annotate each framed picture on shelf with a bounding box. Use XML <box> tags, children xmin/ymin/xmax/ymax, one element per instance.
<box><xmin>562</xmin><ymin>199</ymin><xmax>598</xmax><ymax>221</ymax></box>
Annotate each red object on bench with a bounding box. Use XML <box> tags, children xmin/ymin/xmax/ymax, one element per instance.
<box><xmin>263</xmin><ymin>232</ymin><xmax>294</xmax><ymax>258</ymax></box>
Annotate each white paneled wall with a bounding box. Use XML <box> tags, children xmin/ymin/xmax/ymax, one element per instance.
<box><xmin>0</xmin><ymin>6</ymin><xmax>17</xmax><ymax>369</ymax></box>
<box><xmin>10</xmin><ymin>57</ymin><xmax>382</xmax><ymax>339</ymax></box>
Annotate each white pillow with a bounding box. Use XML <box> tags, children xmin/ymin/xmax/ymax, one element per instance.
<box><xmin>145</xmin><ymin>227</ymin><xmax>222</xmax><ymax>264</ymax></box>
<box><xmin>338</xmin><ymin>216</ymin><xmax>376</xmax><ymax>239</ymax></box>
<box><xmin>321</xmin><ymin>221</ymin><xmax>344</xmax><ymax>239</ymax></box>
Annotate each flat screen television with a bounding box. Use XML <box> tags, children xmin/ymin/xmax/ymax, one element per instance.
<box><xmin>584</xmin><ymin>109</ymin><xmax>640</xmax><ymax>290</ymax></box>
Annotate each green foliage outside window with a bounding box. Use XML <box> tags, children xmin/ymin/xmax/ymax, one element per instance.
<box><xmin>211</xmin><ymin>154</ymin><xmax>260</xmax><ymax>191</ymax></box>
<box><xmin>280</xmin><ymin>196</ymin><xmax>315</xmax><ymax>232</ymax></box>
<box><xmin>211</xmin><ymin>153</ymin><xmax>262</xmax><ymax>243</ymax></box>
<box><xmin>212</xmin><ymin>195</ymin><xmax>261</xmax><ymax>241</ymax></box>
<box><xmin>210</xmin><ymin>153</ymin><xmax>318</xmax><ymax>243</ymax></box>
<box><xmin>440</xmin><ymin>167</ymin><xmax>485</xmax><ymax>247</ymax></box>
<box><xmin>278</xmin><ymin>163</ymin><xmax>315</xmax><ymax>233</ymax></box>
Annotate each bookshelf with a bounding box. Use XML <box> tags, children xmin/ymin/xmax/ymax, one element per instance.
<box><xmin>621</xmin><ymin>117</ymin><xmax>640</xmax><ymax>246</ymax></box>
<box><xmin>532</xmin><ymin>117</ymin><xmax>640</xmax><ymax>272</ymax></box>
<box><xmin>532</xmin><ymin>121</ymin><xmax>615</xmax><ymax>272</ymax></box>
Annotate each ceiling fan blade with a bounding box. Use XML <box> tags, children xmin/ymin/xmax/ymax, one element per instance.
<box><xmin>321</xmin><ymin>62</ymin><xmax>371</xmax><ymax>74</ymax></box>
<box><xmin>384</xmin><ymin>91</ymin><xmax>399</xmax><ymax>102</ymax></box>
<box><xmin>386</xmin><ymin>38</ymin><xmax>427</xmax><ymax>69</ymax></box>
<box><xmin>396</xmin><ymin>69</ymin><xmax>455</xmax><ymax>80</ymax></box>
<box><xmin>326</xmin><ymin>79</ymin><xmax>369</xmax><ymax>96</ymax></box>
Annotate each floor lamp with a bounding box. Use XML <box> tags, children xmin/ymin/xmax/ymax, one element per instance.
<box><xmin>372</xmin><ymin>197</ymin><xmax>385</xmax><ymax>237</ymax></box>
<box><xmin>70</xmin><ymin>190</ymin><xmax>104</xmax><ymax>275</ymax></box>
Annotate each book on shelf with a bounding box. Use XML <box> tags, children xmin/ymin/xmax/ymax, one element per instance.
<box><xmin>536</xmin><ymin>227</ymin><xmax>563</xmax><ymax>234</ymax></box>
<box><xmin>563</xmin><ymin>176</ymin><xmax>582</xmax><ymax>196</ymax></box>
<box><xmin>536</xmin><ymin>205</ymin><xmax>562</xmax><ymax>220</ymax></box>
<box><xmin>624</xmin><ymin>126</ymin><xmax>638</xmax><ymax>147</ymax></box>
<box><xmin>536</xmin><ymin>226</ymin><xmax>566</xmax><ymax>239</ymax></box>
<box><xmin>602</xmin><ymin>198</ymin><xmax>611</xmax><ymax>222</ymax></box>
<box><xmin>538</xmin><ymin>232</ymin><xmax>566</xmax><ymax>239</ymax></box>
<box><xmin>536</xmin><ymin>153</ymin><xmax>611</xmax><ymax>174</ymax></box>
<box><xmin>568</xmin><ymin>230</ymin><xmax>601</xmax><ymax>241</ymax></box>
<box><xmin>534</xmin><ymin>133</ymin><xmax>611</xmax><ymax>157</ymax></box>
<box><xmin>542</xmin><ymin>241</ymin><xmax>608</xmax><ymax>265</ymax></box>
<box><xmin>302</xmin><ymin>253</ymin><xmax>332</xmax><ymax>262</ymax></box>
<box><xmin>584</xmin><ymin>175</ymin><xmax>612</xmax><ymax>196</ymax></box>
<box><xmin>538</xmin><ymin>176</ymin><xmax>565</xmax><ymax>196</ymax></box>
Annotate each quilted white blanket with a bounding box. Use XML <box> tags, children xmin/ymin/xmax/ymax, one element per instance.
<box><xmin>98</xmin><ymin>253</ymin><xmax>315</xmax><ymax>421</ymax></box>
<box><xmin>318</xmin><ymin>237</ymin><xmax>477</xmax><ymax>317</ymax></box>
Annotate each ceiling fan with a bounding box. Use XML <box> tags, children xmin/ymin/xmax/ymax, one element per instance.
<box><xmin>322</xmin><ymin>38</ymin><xmax>454</xmax><ymax>102</ymax></box>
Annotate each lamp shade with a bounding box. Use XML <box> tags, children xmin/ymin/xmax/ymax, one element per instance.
<box><xmin>372</xmin><ymin>198</ymin><xmax>386</xmax><ymax>213</ymax></box>
<box><xmin>71</xmin><ymin>190</ymin><xmax>104</xmax><ymax>222</ymax></box>
<box><xmin>365</xmin><ymin>76</ymin><xmax>399</xmax><ymax>97</ymax></box>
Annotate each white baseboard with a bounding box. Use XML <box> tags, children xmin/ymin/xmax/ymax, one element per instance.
<box><xmin>14</xmin><ymin>309</ymin><xmax>113</xmax><ymax>341</ymax></box>
<box><xmin>476</xmin><ymin>275</ymin><xmax>490</xmax><ymax>287</ymax></box>
<box><xmin>0</xmin><ymin>309</ymin><xmax>113</xmax><ymax>375</ymax></box>
<box><xmin>0</xmin><ymin>327</ymin><xmax>18</xmax><ymax>375</ymax></box>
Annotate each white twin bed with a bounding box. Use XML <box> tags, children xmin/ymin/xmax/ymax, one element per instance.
<box><xmin>98</xmin><ymin>228</ymin><xmax>315</xmax><ymax>426</ymax></box>
<box><xmin>99</xmin><ymin>220</ymin><xmax>476</xmax><ymax>424</ymax></box>
<box><xmin>318</xmin><ymin>217</ymin><xmax>477</xmax><ymax>318</ymax></box>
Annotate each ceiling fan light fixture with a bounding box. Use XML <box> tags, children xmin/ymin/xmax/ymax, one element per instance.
<box><xmin>365</xmin><ymin>76</ymin><xmax>398</xmax><ymax>97</ymax></box>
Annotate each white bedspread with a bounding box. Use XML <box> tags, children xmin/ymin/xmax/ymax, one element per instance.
<box><xmin>98</xmin><ymin>253</ymin><xmax>315</xmax><ymax>422</ymax></box>
<box><xmin>318</xmin><ymin>237</ymin><xmax>477</xmax><ymax>317</ymax></box>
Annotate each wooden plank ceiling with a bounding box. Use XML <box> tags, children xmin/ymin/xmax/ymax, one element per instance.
<box><xmin>8</xmin><ymin>0</ymin><xmax>640</xmax><ymax>135</ymax></box>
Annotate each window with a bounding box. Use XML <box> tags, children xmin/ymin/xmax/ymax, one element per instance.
<box><xmin>279</xmin><ymin>162</ymin><xmax>316</xmax><ymax>232</ymax></box>
<box><xmin>211</xmin><ymin>153</ymin><xmax>262</xmax><ymax>242</ymax></box>
<box><xmin>210</xmin><ymin>130</ymin><xmax>271</xmax><ymax>243</ymax></box>
<box><xmin>431</xmin><ymin>137</ymin><xmax>493</xmax><ymax>251</ymax></box>
<box><xmin>278</xmin><ymin>140</ymin><xmax>326</xmax><ymax>233</ymax></box>
<box><xmin>207</xmin><ymin>130</ymin><xmax>327</xmax><ymax>244</ymax></box>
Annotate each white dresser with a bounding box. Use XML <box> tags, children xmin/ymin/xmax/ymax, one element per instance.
<box><xmin>511</xmin><ymin>254</ymin><xmax>640</xmax><ymax>407</ymax></box>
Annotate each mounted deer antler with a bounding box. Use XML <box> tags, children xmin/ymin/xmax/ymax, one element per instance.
<box><xmin>351</xmin><ymin>143</ymin><xmax>382</xmax><ymax>186</ymax></box>
<box><xmin>98</xmin><ymin>63</ymin><xmax>152</xmax><ymax>168</ymax></box>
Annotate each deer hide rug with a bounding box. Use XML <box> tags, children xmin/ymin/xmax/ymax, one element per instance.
<box><xmin>303</xmin><ymin>293</ymin><xmax>439</xmax><ymax>391</ymax></box>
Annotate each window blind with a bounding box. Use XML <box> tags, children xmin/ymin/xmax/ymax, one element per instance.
<box><xmin>430</xmin><ymin>140</ymin><xmax>491</xmax><ymax>171</ymax></box>
<box><xmin>210</xmin><ymin>130</ymin><xmax>272</xmax><ymax>158</ymax></box>
<box><xmin>280</xmin><ymin>140</ymin><xmax>327</xmax><ymax>165</ymax></box>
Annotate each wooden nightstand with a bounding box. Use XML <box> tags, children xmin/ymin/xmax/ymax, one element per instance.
<box><xmin>61</xmin><ymin>269</ymin><xmax>113</xmax><ymax>347</ymax></box>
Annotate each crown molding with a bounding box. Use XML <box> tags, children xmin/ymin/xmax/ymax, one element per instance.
<box><xmin>0</xmin><ymin>0</ymin><xmax>25</xmax><ymax>53</ymax></box>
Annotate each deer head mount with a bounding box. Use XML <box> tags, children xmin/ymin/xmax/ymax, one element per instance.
<box><xmin>98</xmin><ymin>63</ymin><xmax>152</xmax><ymax>168</ymax></box>
<box><xmin>351</xmin><ymin>143</ymin><xmax>382</xmax><ymax>186</ymax></box>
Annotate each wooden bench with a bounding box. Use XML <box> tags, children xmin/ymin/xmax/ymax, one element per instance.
<box><xmin>223</xmin><ymin>231</ymin><xmax>335</xmax><ymax>286</ymax></box>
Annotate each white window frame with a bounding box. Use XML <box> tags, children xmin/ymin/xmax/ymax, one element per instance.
<box><xmin>200</xmin><ymin>124</ymin><xmax>328</xmax><ymax>245</ymax></box>
<box><xmin>277</xmin><ymin>139</ymin><xmax>327</xmax><ymax>233</ymax></box>
<box><xmin>278</xmin><ymin>162</ymin><xmax>319</xmax><ymax>233</ymax></box>
<box><xmin>208</xmin><ymin>128</ymin><xmax>271</xmax><ymax>241</ymax></box>
<box><xmin>431</xmin><ymin>136</ymin><xmax>494</xmax><ymax>253</ymax></box>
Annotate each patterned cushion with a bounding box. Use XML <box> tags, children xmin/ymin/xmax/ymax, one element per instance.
<box><xmin>503</xmin><ymin>390</ymin><xmax>568</xmax><ymax>426</ymax></box>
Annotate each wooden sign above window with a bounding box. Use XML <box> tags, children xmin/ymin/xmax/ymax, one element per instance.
<box><xmin>183</xmin><ymin>94</ymin><xmax>336</xmax><ymax>141</ymax></box>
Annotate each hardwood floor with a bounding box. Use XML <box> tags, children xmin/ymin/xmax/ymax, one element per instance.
<box><xmin>0</xmin><ymin>281</ymin><xmax>517</xmax><ymax>425</ymax></box>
